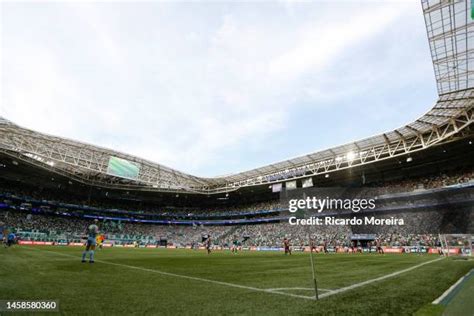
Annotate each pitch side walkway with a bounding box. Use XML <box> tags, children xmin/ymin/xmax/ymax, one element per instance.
<box><xmin>432</xmin><ymin>268</ymin><xmax>474</xmax><ymax>316</ymax></box>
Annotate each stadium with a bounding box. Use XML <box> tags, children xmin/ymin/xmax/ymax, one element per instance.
<box><xmin>0</xmin><ymin>0</ymin><xmax>473</xmax><ymax>315</ymax></box>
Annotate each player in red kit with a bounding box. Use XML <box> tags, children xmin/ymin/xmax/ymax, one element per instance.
<box><xmin>376</xmin><ymin>239</ymin><xmax>384</xmax><ymax>254</ymax></box>
<box><xmin>206</xmin><ymin>236</ymin><xmax>212</xmax><ymax>254</ymax></box>
<box><xmin>283</xmin><ymin>238</ymin><xmax>291</xmax><ymax>255</ymax></box>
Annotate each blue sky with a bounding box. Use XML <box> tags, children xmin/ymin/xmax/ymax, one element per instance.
<box><xmin>1</xmin><ymin>0</ymin><xmax>438</xmax><ymax>177</ymax></box>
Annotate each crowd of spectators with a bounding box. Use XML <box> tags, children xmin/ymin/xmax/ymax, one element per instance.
<box><xmin>0</xmin><ymin>210</ymin><xmax>235</xmax><ymax>246</ymax></box>
<box><xmin>0</xmin><ymin>180</ymin><xmax>283</xmax><ymax>218</ymax></box>
<box><xmin>219</xmin><ymin>223</ymin><xmax>351</xmax><ymax>248</ymax></box>
<box><xmin>1</xmin><ymin>168</ymin><xmax>472</xmax><ymax>219</ymax></box>
<box><xmin>1</xmin><ymin>168</ymin><xmax>472</xmax><ymax>248</ymax></box>
<box><xmin>371</xmin><ymin>168</ymin><xmax>474</xmax><ymax>195</ymax></box>
<box><xmin>3</xmin><ymin>206</ymin><xmax>470</xmax><ymax>248</ymax></box>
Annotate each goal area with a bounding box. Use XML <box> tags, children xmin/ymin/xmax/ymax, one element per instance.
<box><xmin>438</xmin><ymin>234</ymin><xmax>473</xmax><ymax>257</ymax></box>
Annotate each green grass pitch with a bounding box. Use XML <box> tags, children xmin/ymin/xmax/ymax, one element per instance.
<box><xmin>1</xmin><ymin>246</ymin><xmax>473</xmax><ymax>315</ymax></box>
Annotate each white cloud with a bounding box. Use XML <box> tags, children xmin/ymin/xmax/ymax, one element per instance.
<box><xmin>268</xmin><ymin>5</ymin><xmax>407</xmax><ymax>81</ymax></box>
<box><xmin>1</xmin><ymin>1</ymin><xmax>432</xmax><ymax>176</ymax></box>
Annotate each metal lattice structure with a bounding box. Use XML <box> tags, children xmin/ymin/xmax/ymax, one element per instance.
<box><xmin>423</xmin><ymin>0</ymin><xmax>474</xmax><ymax>95</ymax></box>
<box><xmin>0</xmin><ymin>0</ymin><xmax>473</xmax><ymax>194</ymax></box>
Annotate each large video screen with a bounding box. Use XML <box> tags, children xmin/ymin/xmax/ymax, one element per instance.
<box><xmin>106</xmin><ymin>156</ymin><xmax>140</xmax><ymax>180</ymax></box>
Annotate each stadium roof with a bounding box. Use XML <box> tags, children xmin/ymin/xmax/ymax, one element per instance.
<box><xmin>0</xmin><ymin>0</ymin><xmax>473</xmax><ymax>194</ymax></box>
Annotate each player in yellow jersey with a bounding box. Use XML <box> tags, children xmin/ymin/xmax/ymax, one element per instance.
<box><xmin>96</xmin><ymin>234</ymin><xmax>105</xmax><ymax>250</ymax></box>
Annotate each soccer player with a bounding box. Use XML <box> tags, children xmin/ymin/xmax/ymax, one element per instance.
<box><xmin>0</xmin><ymin>222</ymin><xmax>6</xmax><ymax>248</ymax></box>
<box><xmin>416</xmin><ymin>239</ymin><xmax>423</xmax><ymax>255</ymax></box>
<box><xmin>96</xmin><ymin>234</ymin><xmax>105</xmax><ymax>250</ymax></box>
<box><xmin>310</xmin><ymin>239</ymin><xmax>317</xmax><ymax>253</ymax></box>
<box><xmin>436</xmin><ymin>240</ymin><xmax>443</xmax><ymax>256</ymax></box>
<box><xmin>350</xmin><ymin>240</ymin><xmax>356</xmax><ymax>254</ymax></box>
<box><xmin>283</xmin><ymin>238</ymin><xmax>291</xmax><ymax>255</ymax></box>
<box><xmin>6</xmin><ymin>231</ymin><xmax>16</xmax><ymax>247</ymax></box>
<box><xmin>206</xmin><ymin>236</ymin><xmax>212</xmax><ymax>254</ymax></box>
<box><xmin>323</xmin><ymin>240</ymin><xmax>328</xmax><ymax>254</ymax></box>
<box><xmin>82</xmin><ymin>220</ymin><xmax>99</xmax><ymax>263</ymax></box>
<box><xmin>376</xmin><ymin>239</ymin><xmax>384</xmax><ymax>254</ymax></box>
<box><xmin>232</xmin><ymin>239</ymin><xmax>239</xmax><ymax>254</ymax></box>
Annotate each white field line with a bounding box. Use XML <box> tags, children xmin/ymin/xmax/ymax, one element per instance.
<box><xmin>266</xmin><ymin>287</ymin><xmax>332</xmax><ymax>292</ymax></box>
<box><xmin>432</xmin><ymin>268</ymin><xmax>473</xmax><ymax>304</ymax></box>
<box><xmin>319</xmin><ymin>257</ymin><xmax>445</xmax><ymax>299</ymax></box>
<box><xmin>27</xmin><ymin>247</ymin><xmax>317</xmax><ymax>301</ymax></box>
